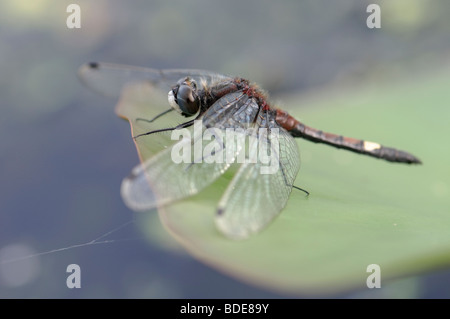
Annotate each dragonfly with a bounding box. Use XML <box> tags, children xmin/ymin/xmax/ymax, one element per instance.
<box><xmin>78</xmin><ymin>62</ymin><xmax>422</xmax><ymax>239</ymax></box>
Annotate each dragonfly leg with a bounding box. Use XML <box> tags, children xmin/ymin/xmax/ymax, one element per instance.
<box><xmin>133</xmin><ymin>119</ymin><xmax>195</xmax><ymax>139</ymax></box>
<box><xmin>135</xmin><ymin>108</ymin><xmax>173</xmax><ymax>124</ymax></box>
<box><xmin>292</xmin><ymin>185</ymin><xmax>310</xmax><ymax>196</ymax></box>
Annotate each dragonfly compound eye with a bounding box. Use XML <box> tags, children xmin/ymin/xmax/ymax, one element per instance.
<box><xmin>168</xmin><ymin>78</ymin><xmax>199</xmax><ymax>116</ymax></box>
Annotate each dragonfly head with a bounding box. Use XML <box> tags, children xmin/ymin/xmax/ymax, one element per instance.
<box><xmin>168</xmin><ymin>77</ymin><xmax>200</xmax><ymax>116</ymax></box>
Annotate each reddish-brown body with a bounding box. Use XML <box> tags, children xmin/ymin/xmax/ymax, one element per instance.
<box><xmin>205</xmin><ymin>77</ymin><xmax>420</xmax><ymax>164</ymax></box>
<box><xmin>275</xmin><ymin>109</ymin><xmax>421</xmax><ymax>164</ymax></box>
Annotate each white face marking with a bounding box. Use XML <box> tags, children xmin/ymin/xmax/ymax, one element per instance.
<box><xmin>200</xmin><ymin>78</ymin><xmax>208</xmax><ymax>90</ymax></box>
<box><xmin>364</xmin><ymin>141</ymin><xmax>381</xmax><ymax>151</ymax></box>
<box><xmin>168</xmin><ymin>90</ymin><xmax>182</xmax><ymax>113</ymax></box>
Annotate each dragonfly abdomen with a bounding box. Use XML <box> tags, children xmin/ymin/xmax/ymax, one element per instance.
<box><xmin>275</xmin><ymin>109</ymin><xmax>421</xmax><ymax>164</ymax></box>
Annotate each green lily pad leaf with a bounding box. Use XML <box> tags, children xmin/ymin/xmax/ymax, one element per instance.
<box><xmin>116</xmin><ymin>74</ymin><xmax>450</xmax><ymax>295</ymax></box>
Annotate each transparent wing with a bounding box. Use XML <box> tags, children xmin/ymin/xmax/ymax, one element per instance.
<box><xmin>121</xmin><ymin>93</ymin><xmax>261</xmax><ymax>212</ymax></box>
<box><xmin>78</xmin><ymin>62</ymin><xmax>231</xmax><ymax>98</ymax></box>
<box><xmin>215</xmin><ymin>113</ymin><xmax>301</xmax><ymax>239</ymax></box>
<box><xmin>121</xmin><ymin>131</ymin><xmax>230</xmax><ymax>212</ymax></box>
